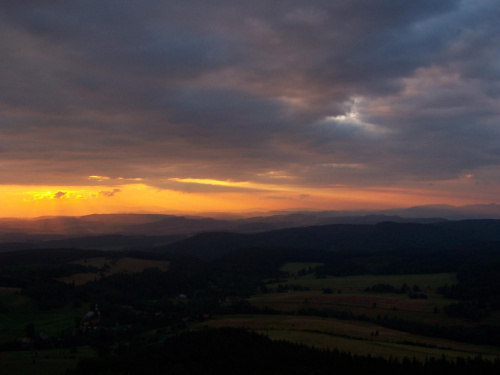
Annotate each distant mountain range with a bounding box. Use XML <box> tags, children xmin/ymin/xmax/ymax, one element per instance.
<box><xmin>266</xmin><ymin>203</ymin><xmax>500</xmax><ymax>220</ymax></box>
<box><xmin>0</xmin><ymin>211</ymin><xmax>444</xmax><ymax>239</ymax></box>
<box><xmin>0</xmin><ymin>203</ymin><xmax>500</xmax><ymax>251</ymax></box>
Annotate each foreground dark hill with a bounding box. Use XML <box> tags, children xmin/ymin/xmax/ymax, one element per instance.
<box><xmin>158</xmin><ymin>220</ymin><xmax>500</xmax><ymax>260</ymax></box>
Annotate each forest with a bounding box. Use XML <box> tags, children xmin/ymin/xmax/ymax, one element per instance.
<box><xmin>1</xmin><ymin>220</ymin><xmax>500</xmax><ymax>374</ymax></box>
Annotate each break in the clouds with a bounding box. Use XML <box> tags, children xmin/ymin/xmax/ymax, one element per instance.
<box><xmin>1</xmin><ymin>1</ymin><xmax>499</xmax><ymax>203</ymax></box>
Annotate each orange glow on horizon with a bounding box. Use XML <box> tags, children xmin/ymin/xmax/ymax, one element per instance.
<box><xmin>0</xmin><ymin>180</ymin><xmax>487</xmax><ymax>218</ymax></box>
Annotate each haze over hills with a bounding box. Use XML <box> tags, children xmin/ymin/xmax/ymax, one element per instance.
<box><xmin>0</xmin><ymin>203</ymin><xmax>498</xmax><ymax>253</ymax></box>
<box><xmin>0</xmin><ymin>204</ymin><xmax>499</xmax><ymax>241</ymax></box>
<box><xmin>267</xmin><ymin>203</ymin><xmax>500</xmax><ymax>221</ymax></box>
<box><xmin>383</xmin><ymin>204</ymin><xmax>500</xmax><ymax>220</ymax></box>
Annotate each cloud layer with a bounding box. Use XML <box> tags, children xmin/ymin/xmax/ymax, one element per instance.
<box><xmin>1</xmin><ymin>1</ymin><xmax>499</xmax><ymax>205</ymax></box>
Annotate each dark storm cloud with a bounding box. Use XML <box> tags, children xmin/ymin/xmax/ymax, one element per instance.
<box><xmin>1</xmin><ymin>0</ymin><xmax>499</xmax><ymax>197</ymax></box>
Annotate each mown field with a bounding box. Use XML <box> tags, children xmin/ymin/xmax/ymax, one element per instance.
<box><xmin>251</xmin><ymin>268</ymin><xmax>467</xmax><ymax>325</ymax></box>
<box><xmin>191</xmin><ymin>314</ymin><xmax>500</xmax><ymax>362</ymax></box>
<box><xmin>277</xmin><ymin>263</ymin><xmax>457</xmax><ymax>292</ymax></box>
<box><xmin>201</xmin><ymin>268</ymin><xmax>500</xmax><ymax>362</ymax></box>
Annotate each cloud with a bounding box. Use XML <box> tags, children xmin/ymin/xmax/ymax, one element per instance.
<box><xmin>98</xmin><ymin>189</ymin><xmax>122</xmax><ymax>198</ymax></box>
<box><xmin>53</xmin><ymin>191</ymin><xmax>67</xmax><ymax>199</ymax></box>
<box><xmin>0</xmin><ymin>0</ymin><xmax>499</xmax><ymax>205</ymax></box>
<box><xmin>147</xmin><ymin>178</ymin><xmax>275</xmax><ymax>193</ymax></box>
<box><xmin>89</xmin><ymin>176</ymin><xmax>110</xmax><ymax>181</ymax></box>
<box><xmin>262</xmin><ymin>194</ymin><xmax>312</xmax><ymax>201</ymax></box>
<box><xmin>24</xmin><ymin>190</ymin><xmax>88</xmax><ymax>201</ymax></box>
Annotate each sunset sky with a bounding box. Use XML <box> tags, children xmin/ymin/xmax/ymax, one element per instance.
<box><xmin>1</xmin><ymin>1</ymin><xmax>499</xmax><ymax>217</ymax></box>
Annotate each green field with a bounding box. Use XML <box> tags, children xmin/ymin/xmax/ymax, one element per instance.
<box><xmin>250</xmin><ymin>273</ymin><xmax>469</xmax><ymax>326</ymax></box>
<box><xmin>268</xmin><ymin>273</ymin><xmax>457</xmax><ymax>292</ymax></box>
<box><xmin>1</xmin><ymin>287</ymin><xmax>96</xmax><ymax>374</ymax></box>
<box><xmin>0</xmin><ymin>287</ymin><xmax>89</xmax><ymax>344</ymax></box>
<box><xmin>0</xmin><ymin>346</ymin><xmax>96</xmax><ymax>375</ymax></box>
<box><xmin>191</xmin><ymin>314</ymin><xmax>500</xmax><ymax>362</ymax></box>
<box><xmin>0</xmin><ymin>305</ymin><xmax>89</xmax><ymax>344</ymax></box>
<box><xmin>0</xmin><ymin>287</ymin><xmax>33</xmax><ymax>309</ymax></box>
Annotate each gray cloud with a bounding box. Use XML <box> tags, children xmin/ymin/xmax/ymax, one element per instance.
<box><xmin>99</xmin><ymin>189</ymin><xmax>122</xmax><ymax>198</ymax></box>
<box><xmin>53</xmin><ymin>191</ymin><xmax>67</xmax><ymax>199</ymax></box>
<box><xmin>1</xmin><ymin>1</ymin><xmax>499</xmax><ymax>203</ymax></box>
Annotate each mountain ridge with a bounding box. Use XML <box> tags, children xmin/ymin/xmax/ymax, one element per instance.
<box><xmin>156</xmin><ymin>219</ymin><xmax>500</xmax><ymax>260</ymax></box>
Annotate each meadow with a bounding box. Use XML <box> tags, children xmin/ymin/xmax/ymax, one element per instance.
<box><xmin>191</xmin><ymin>314</ymin><xmax>500</xmax><ymax>361</ymax></box>
<box><xmin>277</xmin><ymin>263</ymin><xmax>457</xmax><ymax>291</ymax></box>
<box><xmin>206</xmin><ymin>267</ymin><xmax>500</xmax><ymax>362</ymax></box>
<box><xmin>0</xmin><ymin>287</ymin><xmax>88</xmax><ymax>343</ymax></box>
<box><xmin>0</xmin><ymin>346</ymin><xmax>95</xmax><ymax>375</ymax></box>
<box><xmin>1</xmin><ymin>248</ymin><xmax>499</xmax><ymax>373</ymax></box>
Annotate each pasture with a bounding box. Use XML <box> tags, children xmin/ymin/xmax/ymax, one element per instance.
<box><xmin>268</xmin><ymin>272</ymin><xmax>457</xmax><ymax>293</ymax></box>
<box><xmin>0</xmin><ymin>346</ymin><xmax>95</xmax><ymax>375</ymax></box>
<box><xmin>0</xmin><ymin>305</ymin><xmax>89</xmax><ymax>344</ymax></box>
<box><xmin>191</xmin><ymin>314</ymin><xmax>500</xmax><ymax>362</ymax></box>
<box><xmin>248</xmin><ymin>290</ymin><xmax>470</xmax><ymax>326</ymax></box>
<box><xmin>249</xmin><ymin>272</ymin><xmax>484</xmax><ymax>327</ymax></box>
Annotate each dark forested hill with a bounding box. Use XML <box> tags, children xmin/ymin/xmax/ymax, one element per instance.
<box><xmin>158</xmin><ymin>220</ymin><xmax>500</xmax><ymax>260</ymax></box>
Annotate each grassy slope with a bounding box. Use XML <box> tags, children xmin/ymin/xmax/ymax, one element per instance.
<box><xmin>273</xmin><ymin>268</ymin><xmax>457</xmax><ymax>291</ymax></box>
<box><xmin>251</xmin><ymin>273</ymin><xmax>466</xmax><ymax>325</ymax></box>
<box><xmin>0</xmin><ymin>287</ymin><xmax>96</xmax><ymax>375</ymax></box>
<box><xmin>0</xmin><ymin>287</ymin><xmax>89</xmax><ymax>343</ymax></box>
<box><xmin>191</xmin><ymin>314</ymin><xmax>500</xmax><ymax>362</ymax></box>
<box><xmin>0</xmin><ymin>346</ymin><xmax>96</xmax><ymax>375</ymax></box>
<box><xmin>193</xmin><ymin>272</ymin><xmax>500</xmax><ymax>362</ymax></box>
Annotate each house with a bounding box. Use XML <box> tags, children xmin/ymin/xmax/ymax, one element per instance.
<box><xmin>82</xmin><ymin>304</ymin><xmax>101</xmax><ymax>331</ymax></box>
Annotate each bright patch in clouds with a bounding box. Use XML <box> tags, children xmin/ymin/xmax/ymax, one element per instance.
<box><xmin>25</xmin><ymin>190</ymin><xmax>87</xmax><ymax>201</ymax></box>
<box><xmin>168</xmin><ymin>178</ymin><xmax>288</xmax><ymax>192</ymax></box>
<box><xmin>88</xmin><ymin>176</ymin><xmax>110</xmax><ymax>181</ymax></box>
<box><xmin>324</xmin><ymin>97</ymin><xmax>387</xmax><ymax>135</ymax></box>
<box><xmin>257</xmin><ymin>171</ymin><xmax>295</xmax><ymax>179</ymax></box>
<box><xmin>0</xmin><ymin>1</ymin><xmax>499</xmax><ymax>216</ymax></box>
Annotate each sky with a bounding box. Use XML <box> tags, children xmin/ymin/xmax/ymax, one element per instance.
<box><xmin>1</xmin><ymin>1</ymin><xmax>500</xmax><ymax>217</ymax></box>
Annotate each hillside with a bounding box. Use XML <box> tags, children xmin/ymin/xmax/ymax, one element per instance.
<box><xmin>158</xmin><ymin>220</ymin><xmax>500</xmax><ymax>259</ymax></box>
